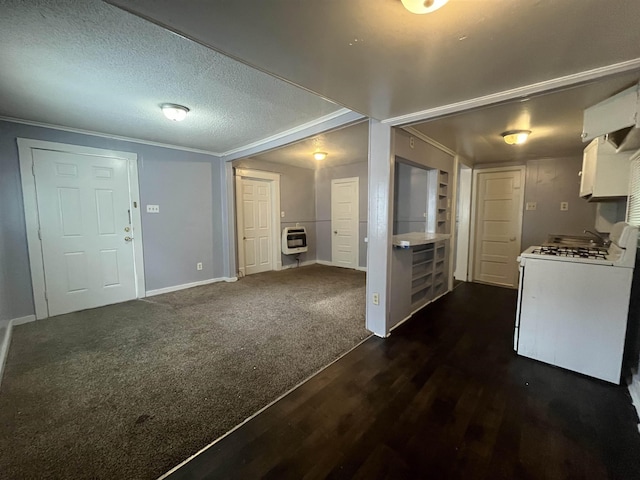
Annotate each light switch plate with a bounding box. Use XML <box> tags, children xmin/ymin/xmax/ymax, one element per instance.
<box><xmin>526</xmin><ymin>202</ymin><xmax>537</xmax><ymax>211</ymax></box>
<box><xmin>146</xmin><ymin>204</ymin><xmax>159</xmax><ymax>213</ymax></box>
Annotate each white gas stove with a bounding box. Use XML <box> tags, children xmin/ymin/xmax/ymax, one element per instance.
<box><xmin>518</xmin><ymin>222</ymin><xmax>637</xmax><ymax>267</ymax></box>
<box><xmin>515</xmin><ymin>222</ymin><xmax>638</xmax><ymax>384</ymax></box>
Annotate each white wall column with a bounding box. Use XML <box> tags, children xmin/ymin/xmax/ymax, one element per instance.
<box><xmin>366</xmin><ymin>120</ymin><xmax>395</xmax><ymax>337</ymax></box>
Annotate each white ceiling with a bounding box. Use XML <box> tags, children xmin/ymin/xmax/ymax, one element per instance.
<box><xmin>0</xmin><ymin>0</ymin><xmax>342</xmax><ymax>154</ymax></box>
<box><xmin>4</xmin><ymin>1</ymin><xmax>640</xmax><ymax>163</ymax></box>
<box><xmin>106</xmin><ymin>0</ymin><xmax>640</xmax><ymax>121</ymax></box>
<box><xmin>247</xmin><ymin>121</ymin><xmax>369</xmax><ymax>170</ymax></box>
<box><xmin>412</xmin><ymin>71</ymin><xmax>640</xmax><ymax>164</ymax></box>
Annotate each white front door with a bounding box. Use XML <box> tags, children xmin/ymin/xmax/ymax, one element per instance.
<box><xmin>33</xmin><ymin>149</ymin><xmax>138</xmax><ymax>316</ymax></box>
<box><xmin>331</xmin><ymin>177</ymin><xmax>359</xmax><ymax>269</ymax></box>
<box><xmin>241</xmin><ymin>177</ymin><xmax>273</xmax><ymax>275</ymax></box>
<box><xmin>473</xmin><ymin>168</ymin><xmax>524</xmax><ymax>287</ymax></box>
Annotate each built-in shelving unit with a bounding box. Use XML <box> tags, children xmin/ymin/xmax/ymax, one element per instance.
<box><xmin>389</xmin><ymin>131</ymin><xmax>454</xmax><ymax>331</ymax></box>
<box><xmin>411</xmin><ymin>244</ymin><xmax>434</xmax><ymax>308</ymax></box>
<box><xmin>436</xmin><ymin>170</ymin><xmax>448</xmax><ymax>234</ymax></box>
<box><xmin>434</xmin><ymin>241</ymin><xmax>447</xmax><ymax>297</ymax></box>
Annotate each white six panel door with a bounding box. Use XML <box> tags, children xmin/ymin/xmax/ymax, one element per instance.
<box><xmin>474</xmin><ymin>169</ymin><xmax>523</xmax><ymax>287</ymax></box>
<box><xmin>331</xmin><ymin>178</ymin><xmax>359</xmax><ymax>269</ymax></box>
<box><xmin>33</xmin><ymin>149</ymin><xmax>137</xmax><ymax>316</ymax></box>
<box><xmin>242</xmin><ymin>178</ymin><xmax>273</xmax><ymax>275</ymax></box>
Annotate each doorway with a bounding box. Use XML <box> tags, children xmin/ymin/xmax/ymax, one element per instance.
<box><xmin>331</xmin><ymin>177</ymin><xmax>359</xmax><ymax>269</ymax></box>
<box><xmin>18</xmin><ymin>139</ymin><xmax>145</xmax><ymax>319</ymax></box>
<box><xmin>235</xmin><ymin>168</ymin><xmax>281</xmax><ymax>276</ymax></box>
<box><xmin>470</xmin><ymin>167</ymin><xmax>525</xmax><ymax>288</ymax></box>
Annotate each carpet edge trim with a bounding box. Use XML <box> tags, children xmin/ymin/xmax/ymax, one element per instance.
<box><xmin>156</xmin><ymin>332</ymin><xmax>374</xmax><ymax>480</ymax></box>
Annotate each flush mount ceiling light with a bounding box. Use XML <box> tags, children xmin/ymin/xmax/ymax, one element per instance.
<box><xmin>501</xmin><ymin>130</ymin><xmax>531</xmax><ymax>145</ymax></box>
<box><xmin>313</xmin><ymin>151</ymin><xmax>328</xmax><ymax>161</ymax></box>
<box><xmin>401</xmin><ymin>0</ymin><xmax>449</xmax><ymax>14</ymax></box>
<box><xmin>161</xmin><ymin>103</ymin><xmax>190</xmax><ymax>121</ymax></box>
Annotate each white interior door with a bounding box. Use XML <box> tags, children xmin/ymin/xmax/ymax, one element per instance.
<box><xmin>331</xmin><ymin>177</ymin><xmax>359</xmax><ymax>269</ymax></box>
<box><xmin>33</xmin><ymin>149</ymin><xmax>137</xmax><ymax>316</ymax></box>
<box><xmin>241</xmin><ymin>178</ymin><xmax>273</xmax><ymax>275</ymax></box>
<box><xmin>473</xmin><ymin>168</ymin><xmax>524</xmax><ymax>287</ymax></box>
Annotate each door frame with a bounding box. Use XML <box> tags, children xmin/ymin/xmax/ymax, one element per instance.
<box><xmin>331</xmin><ymin>176</ymin><xmax>360</xmax><ymax>269</ymax></box>
<box><xmin>469</xmin><ymin>165</ymin><xmax>525</xmax><ymax>285</ymax></box>
<box><xmin>454</xmin><ymin>163</ymin><xmax>473</xmax><ymax>281</ymax></box>
<box><xmin>235</xmin><ymin>168</ymin><xmax>282</xmax><ymax>276</ymax></box>
<box><xmin>17</xmin><ymin>138</ymin><xmax>145</xmax><ymax>320</ymax></box>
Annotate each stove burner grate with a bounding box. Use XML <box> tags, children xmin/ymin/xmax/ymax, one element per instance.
<box><xmin>531</xmin><ymin>245</ymin><xmax>608</xmax><ymax>260</ymax></box>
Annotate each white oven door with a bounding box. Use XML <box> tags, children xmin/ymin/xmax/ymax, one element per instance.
<box><xmin>517</xmin><ymin>258</ymin><xmax>633</xmax><ymax>384</ymax></box>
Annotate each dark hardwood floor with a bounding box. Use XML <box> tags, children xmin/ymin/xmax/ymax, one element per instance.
<box><xmin>165</xmin><ymin>283</ymin><xmax>640</xmax><ymax>480</ymax></box>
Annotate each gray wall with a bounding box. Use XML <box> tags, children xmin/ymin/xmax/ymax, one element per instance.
<box><xmin>521</xmin><ymin>157</ymin><xmax>598</xmax><ymax>249</ymax></box>
<box><xmin>315</xmin><ymin>161</ymin><xmax>368</xmax><ymax>268</ymax></box>
<box><xmin>0</xmin><ymin>119</ymin><xmax>224</xmax><ymax>320</ymax></box>
<box><xmin>233</xmin><ymin>158</ymin><xmax>316</xmax><ymax>267</ymax></box>
<box><xmin>394</xmin><ymin>161</ymin><xmax>429</xmax><ymax>234</ymax></box>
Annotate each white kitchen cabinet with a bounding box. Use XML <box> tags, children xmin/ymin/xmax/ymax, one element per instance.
<box><xmin>580</xmin><ymin>137</ymin><xmax>632</xmax><ymax>200</ymax></box>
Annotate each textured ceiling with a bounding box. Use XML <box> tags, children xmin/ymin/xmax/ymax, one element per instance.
<box><xmin>412</xmin><ymin>72</ymin><xmax>640</xmax><ymax>164</ymax></box>
<box><xmin>248</xmin><ymin>121</ymin><xmax>369</xmax><ymax>170</ymax></box>
<box><xmin>0</xmin><ymin>0</ymin><xmax>342</xmax><ymax>153</ymax></box>
<box><xmin>106</xmin><ymin>0</ymin><xmax>640</xmax><ymax>121</ymax></box>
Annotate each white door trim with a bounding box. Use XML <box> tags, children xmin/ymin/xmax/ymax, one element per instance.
<box><xmin>454</xmin><ymin>164</ymin><xmax>473</xmax><ymax>281</ymax></box>
<box><xmin>235</xmin><ymin>168</ymin><xmax>282</xmax><ymax>276</ymax></box>
<box><xmin>331</xmin><ymin>176</ymin><xmax>360</xmax><ymax>269</ymax></box>
<box><xmin>469</xmin><ymin>166</ymin><xmax>525</xmax><ymax>284</ymax></box>
<box><xmin>17</xmin><ymin>138</ymin><xmax>145</xmax><ymax>320</ymax></box>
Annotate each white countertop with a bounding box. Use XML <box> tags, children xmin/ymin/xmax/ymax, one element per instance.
<box><xmin>392</xmin><ymin>232</ymin><xmax>450</xmax><ymax>247</ymax></box>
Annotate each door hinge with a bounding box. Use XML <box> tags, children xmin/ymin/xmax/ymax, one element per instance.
<box><xmin>38</xmin><ymin>229</ymin><xmax>42</xmax><ymax>240</ymax></box>
<box><xmin>44</xmin><ymin>291</ymin><xmax>48</xmax><ymax>301</ymax></box>
<box><xmin>32</xmin><ymin>162</ymin><xmax>36</xmax><ymax>176</ymax></box>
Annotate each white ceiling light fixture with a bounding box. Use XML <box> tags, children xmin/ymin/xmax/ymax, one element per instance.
<box><xmin>401</xmin><ymin>0</ymin><xmax>449</xmax><ymax>14</ymax></box>
<box><xmin>161</xmin><ymin>103</ymin><xmax>190</xmax><ymax>121</ymax></box>
<box><xmin>313</xmin><ymin>151</ymin><xmax>328</xmax><ymax>161</ymax></box>
<box><xmin>502</xmin><ymin>130</ymin><xmax>531</xmax><ymax>145</ymax></box>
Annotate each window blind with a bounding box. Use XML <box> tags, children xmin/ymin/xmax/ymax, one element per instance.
<box><xmin>626</xmin><ymin>151</ymin><xmax>640</xmax><ymax>226</ymax></box>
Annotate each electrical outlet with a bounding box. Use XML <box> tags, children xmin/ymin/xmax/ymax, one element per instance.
<box><xmin>196</xmin><ymin>262</ymin><xmax>203</xmax><ymax>271</ymax></box>
<box><xmin>281</xmin><ymin>211</ymin><xmax>285</xmax><ymax>218</ymax></box>
<box><xmin>146</xmin><ymin>204</ymin><xmax>159</xmax><ymax>213</ymax></box>
<box><xmin>410</xmin><ymin>137</ymin><xmax>415</xmax><ymax>148</ymax></box>
<box><xmin>526</xmin><ymin>202</ymin><xmax>537</xmax><ymax>211</ymax></box>
<box><xmin>372</xmin><ymin>293</ymin><xmax>380</xmax><ymax>305</ymax></box>
<box><xmin>560</xmin><ymin>202</ymin><xmax>569</xmax><ymax>211</ymax></box>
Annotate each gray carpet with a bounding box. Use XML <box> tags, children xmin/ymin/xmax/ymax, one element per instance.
<box><xmin>0</xmin><ymin>265</ymin><xmax>369</xmax><ymax>479</ymax></box>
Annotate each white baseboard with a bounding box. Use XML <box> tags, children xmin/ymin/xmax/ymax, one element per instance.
<box><xmin>11</xmin><ymin>314</ymin><xmax>36</xmax><ymax>326</ymax></box>
<box><xmin>317</xmin><ymin>260</ymin><xmax>367</xmax><ymax>272</ymax></box>
<box><xmin>280</xmin><ymin>260</ymin><xmax>316</xmax><ymax>270</ymax></box>
<box><xmin>316</xmin><ymin>260</ymin><xmax>333</xmax><ymax>267</ymax></box>
<box><xmin>0</xmin><ymin>314</ymin><xmax>36</xmax><ymax>388</ymax></box>
<box><xmin>145</xmin><ymin>277</ymin><xmax>238</xmax><ymax>297</ymax></box>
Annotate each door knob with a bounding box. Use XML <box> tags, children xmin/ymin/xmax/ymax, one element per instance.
<box><xmin>334</xmin><ymin>231</ymin><xmax>338</xmax><ymax>234</ymax></box>
<box><xmin>124</xmin><ymin>236</ymin><xmax>133</xmax><ymax>242</ymax></box>
<box><xmin>124</xmin><ymin>226</ymin><xmax>130</xmax><ymax>232</ymax></box>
